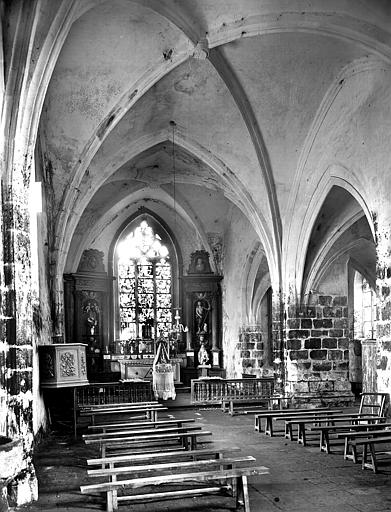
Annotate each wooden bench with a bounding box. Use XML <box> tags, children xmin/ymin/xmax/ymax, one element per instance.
<box><xmin>80</xmin><ymin>404</ymin><xmax>168</xmax><ymax>425</ymax></box>
<box><xmin>83</xmin><ymin>424</ymin><xmax>204</xmax><ymax>441</ymax></box>
<box><xmin>88</xmin><ymin>455</ymin><xmax>257</xmax><ymax>481</ymax></box>
<box><xmin>80</xmin><ymin>401</ymin><xmax>159</xmax><ymax>411</ymax></box>
<box><xmin>350</xmin><ymin>435</ymin><xmax>391</xmax><ymax>473</ymax></box>
<box><xmin>80</xmin><ymin>465</ymin><xmax>269</xmax><ymax>512</ymax></box>
<box><xmin>335</xmin><ymin>425</ymin><xmax>391</xmax><ymax>462</ymax></box>
<box><xmin>307</xmin><ymin>422</ymin><xmax>391</xmax><ymax>454</ymax></box>
<box><xmin>87</xmin><ymin>417</ymin><xmax>196</xmax><ymax>433</ymax></box>
<box><xmin>85</xmin><ymin>429</ymin><xmax>213</xmax><ymax>457</ymax></box>
<box><xmin>221</xmin><ymin>395</ymin><xmax>284</xmax><ymax>416</ymax></box>
<box><xmin>87</xmin><ymin>446</ymin><xmax>242</xmax><ymax>469</ymax></box>
<box><xmin>285</xmin><ymin>415</ymin><xmax>384</xmax><ymax>446</ymax></box>
<box><xmin>254</xmin><ymin>408</ymin><xmax>342</xmax><ymax>436</ymax></box>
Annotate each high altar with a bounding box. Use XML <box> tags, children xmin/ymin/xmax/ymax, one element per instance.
<box><xmin>63</xmin><ymin>248</ymin><xmax>223</xmax><ymax>385</ymax></box>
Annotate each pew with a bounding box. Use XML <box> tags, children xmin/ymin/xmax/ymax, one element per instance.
<box><xmin>80</xmin><ymin>404</ymin><xmax>168</xmax><ymax>425</ymax></box>
<box><xmin>87</xmin><ymin>417</ymin><xmax>196</xmax><ymax>433</ymax></box>
<box><xmin>85</xmin><ymin>429</ymin><xmax>213</xmax><ymax>457</ymax></box>
<box><xmin>221</xmin><ymin>395</ymin><xmax>284</xmax><ymax>416</ymax></box>
<box><xmin>285</xmin><ymin>415</ymin><xmax>384</xmax><ymax>445</ymax></box>
<box><xmin>80</xmin><ymin>465</ymin><xmax>269</xmax><ymax>512</ymax></box>
<box><xmin>254</xmin><ymin>408</ymin><xmax>343</xmax><ymax>436</ymax></box>
<box><xmin>87</xmin><ymin>446</ymin><xmax>242</xmax><ymax>469</ymax></box>
<box><xmin>335</xmin><ymin>425</ymin><xmax>391</xmax><ymax>462</ymax></box>
<box><xmin>308</xmin><ymin>422</ymin><xmax>391</xmax><ymax>454</ymax></box>
<box><xmin>350</xmin><ymin>435</ymin><xmax>391</xmax><ymax>473</ymax></box>
<box><xmin>83</xmin><ymin>424</ymin><xmax>204</xmax><ymax>441</ymax></box>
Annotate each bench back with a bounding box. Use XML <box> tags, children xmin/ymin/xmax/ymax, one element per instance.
<box><xmin>359</xmin><ymin>392</ymin><xmax>388</xmax><ymax>417</ymax></box>
<box><xmin>191</xmin><ymin>377</ymin><xmax>274</xmax><ymax>405</ymax></box>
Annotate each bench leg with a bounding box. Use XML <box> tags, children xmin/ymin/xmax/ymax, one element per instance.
<box><xmin>351</xmin><ymin>444</ymin><xmax>359</xmax><ymax>464</ymax></box>
<box><xmin>362</xmin><ymin>443</ymin><xmax>378</xmax><ymax>473</ymax></box>
<box><xmin>285</xmin><ymin>423</ymin><xmax>293</xmax><ymax>441</ymax></box>
<box><xmin>361</xmin><ymin>443</ymin><xmax>369</xmax><ymax>470</ymax></box>
<box><xmin>265</xmin><ymin>417</ymin><xmax>273</xmax><ymax>436</ymax></box>
<box><xmin>344</xmin><ymin>440</ymin><xmax>358</xmax><ymax>463</ymax></box>
<box><xmin>343</xmin><ymin>437</ymin><xmax>349</xmax><ymax>460</ymax></box>
<box><xmin>297</xmin><ymin>423</ymin><xmax>306</xmax><ymax>446</ymax></box>
<box><xmin>320</xmin><ymin>430</ymin><xmax>330</xmax><ymax>453</ymax></box>
<box><xmin>229</xmin><ymin>402</ymin><xmax>235</xmax><ymax>416</ymax></box>
<box><xmin>107</xmin><ymin>489</ymin><xmax>118</xmax><ymax>512</ymax></box>
<box><xmin>237</xmin><ymin>475</ymin><xmax>250</xmax><ymax>512</ymax></box>
<box><xmin>254</xmin><ymin>416</ymin><xmax>260</xmax><ymax>432</ymax></box>
<box><xmin>232</xmin><ymin>476</ymin><xmax>238</xmax><ymax>502</ymax></box>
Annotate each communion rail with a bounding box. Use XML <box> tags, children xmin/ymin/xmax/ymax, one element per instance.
<box><xmin>74</xmin><ymin>381</ymin><xmax>154</xmax><ymax>437</ymax></box>
<box><xmin>190</xmin><ymin>377</ymin><xmax>275</xmax><ymax>405</ymax></box>
<box><xmin>75</xmin><ymin>381</ymin><xmax>154</xmax><ymax>408</ymax></box>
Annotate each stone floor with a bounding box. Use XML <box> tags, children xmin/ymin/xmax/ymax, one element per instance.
<box><xmin>15</xmin><ymin>405</ymin><xmax>391</xmax><ymax>512</ymax></box>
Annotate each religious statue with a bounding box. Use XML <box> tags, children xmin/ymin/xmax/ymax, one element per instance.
<box><xmin>195</xmin><ymin>299</ymin><xmax>210</xmax><ymax>334</ymax></box>
<box><xmin>83</xmin><ymin>297</ymin><xmax>100</xmax><ymax>336</ymax></box>
<box><xmin>198</xmin><ymin>341</ymin><xmax>210</xmax><ymax>365</ymax></box>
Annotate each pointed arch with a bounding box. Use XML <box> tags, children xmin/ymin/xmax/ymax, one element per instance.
<box><xmin>56</xmin><ymin>130</ymin><xmax>278</xmax><ymax>291</ymax></box>
<box><xmin>107</xmin><ymin>208</ymin><xmax>183</xmax><ymax>345</ymax></box>
<box><xmin>287</xmin><ymin>165</ymin><xmax>375</xmax><ymax>298</ymax></box>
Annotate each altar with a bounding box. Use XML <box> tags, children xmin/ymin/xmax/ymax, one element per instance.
<box><xmin>109</xmin><ymin>354</ymin><xmax>182</xmax><ymax>382</ymax></box>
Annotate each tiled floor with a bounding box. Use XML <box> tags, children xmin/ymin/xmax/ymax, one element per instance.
<box><xmin>17</xmin><ymin>405</ymin><xmax>391</xmax><ymax>512</ymax></box>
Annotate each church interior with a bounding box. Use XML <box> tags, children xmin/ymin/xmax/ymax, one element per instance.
<box><xmin>1</xmin><ymin>0</ymin><xmax>391</xmax><ymax>508</ymax></box>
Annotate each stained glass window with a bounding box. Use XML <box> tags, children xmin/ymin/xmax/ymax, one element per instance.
<box><xmin>117</xmin><ymin>220</ymin><xmax>172</xmax><ymax>341</ymax></box>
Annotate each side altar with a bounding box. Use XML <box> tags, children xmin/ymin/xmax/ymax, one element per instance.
<box><xmin>182</xmin><ymin>250</ymin><xmax>224</xmax><ymax>380</ymax></box>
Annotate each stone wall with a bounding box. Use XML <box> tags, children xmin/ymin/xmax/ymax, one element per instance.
<box><xmin>236</xmin><ymin>326</ymin><xmax>265</xmax><ymax>377</ymax></box>
<box><xmin>285</xmin><ymin>295</ymin><xmax>354</xmax><ymax>405</ymax></box>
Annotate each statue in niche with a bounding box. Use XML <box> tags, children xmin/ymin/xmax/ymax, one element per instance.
<box><xmin>82</xmin><ymin>294</ymin><xmax>100</xmax><ymax>336</ymax></box>
<box><xmin>198</xmin><ymin>339</ymin><xmax>210</xmax><ymax>366</ymax></box>
<box><xmin>207</xmin><ymin>232</ymin><xmax>223</xmax><ymax>274</ymax></box>
<box><xmin>195</xmin><ymin>298</ymin><xmax>210</xmax><ymax>334</ymax></box>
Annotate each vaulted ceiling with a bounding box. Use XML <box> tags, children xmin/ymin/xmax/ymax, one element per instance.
<box><xmin>37</xmin><ymin>0</ymin><xmax>391</xmax><ymax>294</ymax></box>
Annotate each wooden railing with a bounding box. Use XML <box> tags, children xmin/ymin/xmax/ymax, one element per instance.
<box><xmin>190</xmin><ymin>377</ymin><xmax>275</xmax><ymax>405</ymax></box>
<box><xmin>73</xmin><ymin>381</ymin><xmax>154</xmax><ymax>438</ymax></box>
<box><xmin>75</xmin><ymin>381</ymin><xmax>154</xmax><ymax>408</ymax></box>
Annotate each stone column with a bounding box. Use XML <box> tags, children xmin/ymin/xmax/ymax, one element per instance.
<box><xmin>374</xmin><ymin>210</ymin><xmax>391</xmax><ymax>397</ymax></box>
<box><xmin>0</xmin><ymin>2</ymin><xmax>41</xmax><ymax>504</ymax></box>
<box><xmin>236</xmin><ymin>325</ymin><xmax>264</xmax><ymax>376</ymax></box>
<box><xmin>285</xmin><ymin>295</ymin><xmax>354</xmax><ymax>406</ymax></box>
<box><xmin>271</xmin><ymin>290</ymin><xmax>284</xmax><ymax>392</ymax></box>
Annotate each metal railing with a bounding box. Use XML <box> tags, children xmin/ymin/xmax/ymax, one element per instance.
<box><xmin>190</xmin><ymin>377</ymin><xmax>275</xmax><ymax>405</ymax></box>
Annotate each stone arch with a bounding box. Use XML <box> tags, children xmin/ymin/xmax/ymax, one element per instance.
<box><xmin>292</xmin><ymin>167</ymin><xmax>374</xmax><ymax>299</ymax></box>
<box><xmin>283</xmin><ymin>56</ymin><xmax>385</xmax><ymax>296</ymax></box>
<box><xmin>107</xmin><ymin>208</ymin><xmax>183</xmax><ymax>344</ymax></box>
<box><xmin>56</xmin><ymin>131</ymin><xmax>278</xmax><ymax>305</ymax></box>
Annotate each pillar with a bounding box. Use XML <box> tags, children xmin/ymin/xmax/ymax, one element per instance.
<box><xmin>285</xmin><ymin>295</ymin><xmax>354</xmax><ymax>406</ymax></box>
<box><xmin>0</xmin><ymin>1</ymin><xmax>40</xmax><ymax>505</ymax></box>
<box><xmin>271</xmin><ymin>290</ymin><xmax>284</xmax><ymax>392</ymax></box>
<box><xmin>374</xmin><ymin>209</ymin><xmax>391</xmax><ymax>398</ymax></box>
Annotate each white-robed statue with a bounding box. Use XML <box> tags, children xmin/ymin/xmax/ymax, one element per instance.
<box><xmin>198</xmin><ymin>341</ymin><xmax>210</xmax><ymax>365</ymax></box>
<box><xmin>152</xmin><ymin>338</ymin><xmax>176</xmax><ymax>400</ymax></box>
